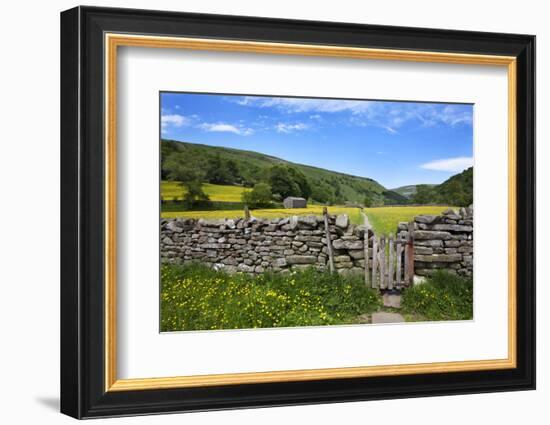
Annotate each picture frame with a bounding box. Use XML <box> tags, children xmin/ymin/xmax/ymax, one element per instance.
<box><xmin>60</xmin><ymin>5</ymin><xmax>535</xmax><ymax>419</ymax></box>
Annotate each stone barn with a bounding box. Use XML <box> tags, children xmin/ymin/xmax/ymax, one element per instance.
<box><xmin>283</xmin><ymin>196</ymin><xmax>307</xmax><ymax>209</ymax></box>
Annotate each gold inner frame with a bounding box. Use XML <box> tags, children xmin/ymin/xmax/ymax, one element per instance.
<box><xmin>104</xmin><ymin>33</ymin><xmax>517</xmax><ymax>392</ymax></box>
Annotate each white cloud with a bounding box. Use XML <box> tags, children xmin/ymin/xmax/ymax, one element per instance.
<box><xmin>233</xmin><ymin>96</ymin><xmax>472</xmax><ymax>133</ymax></box>
<box><xmin>420</xmin><ymin>157</ymin><xmax>473</xmax><ymax>172</ymax></box>
<box><xmin>199</xmin><ymin>122</ymin><xmax>254</xmax><ymax>136</ymax></box>
<box><xmin>275</xmin><ymin>122</ymin><xmax>308</xmax><ymax>133</ymax></box>
<box><xmin>235</xmin><ymin>96</ymin><xmax>374</xmax><ymax>114</ymax></box>
<box><xmin>161</xmin><ymin>114</ymin><xmax>190</xmax><ymax>128</ymax></box>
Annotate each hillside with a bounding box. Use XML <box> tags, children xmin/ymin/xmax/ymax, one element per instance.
<box><xmin>435</xmin><ymin>167</ymin><xmax>473</xmax><ymax>206</ymax></box>
<box><xmin>404</xmin><ymin>167</ymin><xmax>473</xmax><ymax>207</ymax></box>
<box><xmin>162</xmin><ymin>139</ymin><xmax>408</xmax><ymax>205</ymax></box>
<box><xmin>391</xmin><ymin>184</ymin><xmax>436</xmax><ymax>199</ymax></box>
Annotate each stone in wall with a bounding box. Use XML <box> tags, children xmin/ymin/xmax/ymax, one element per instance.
<box><xmin>406</xmin><ymin>205</ymin><xmax>473</xmax><ymax>277</ymax></box>
<box><xmin>160</xmin><ymin>214</ymin><xmax>373</xmax><ymax>275</ymax></box>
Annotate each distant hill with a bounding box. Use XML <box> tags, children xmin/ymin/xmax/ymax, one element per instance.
<box><xmin>391</xmin><ymin>184</ymin><xmax>436</xmax><ymax>199</ymax></box>
<box><xmin>435</xmin><ymin>167</ymin><xmax>473</xmax><ymax>206</ymax></box>
<box><xmin>162</xmin><ymin>139</ymin><xmax>408</xmax><ymax>205</ymax></box>
<box><xmin>400</xmin><ymin>168</ymin><xmax>473</xmax><ymax>207</ymax></box>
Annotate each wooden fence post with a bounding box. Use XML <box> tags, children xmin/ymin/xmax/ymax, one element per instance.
<box><xmin>379</xmin><ymin>236</ymin><xmax>386</xmax><ymax>289</ymax></box>
<box><xmin>363</xmin><ymin>227</ymin><xmax>370</xmax><ymax>287</ymax></box>
<box><xmin>405</xmin><ymin>221</ymin><xmax>415</xmax><ymax>285</ymax></box>
<box><xmin>372</xmin><ymin>236</ymin><xmax>378</xmax><ymax>288</ymax></box>
<box><xmin>323</xmin><ymin>207</ymin><xmax>335</xmax><ymax>274</ymax></box>
<box><xmin>388</xmin><ymin>234</ymin><xmax>394</xmax><ymax>290</ymax></box>
<box><xmin>244</xmin><ymin>205</ymin><xmax>250</xmax><ymax>220</ymax></box>
<box><xmin>396</xmin><ymin>241</ymin><xmax>403</xmax><ymax>287</ymax></box>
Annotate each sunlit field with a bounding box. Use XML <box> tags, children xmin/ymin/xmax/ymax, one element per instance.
<box><xmin>161</xmin><ymin>203</ymin><xmax>454</xmax><ymax>235</ymax></box>
<box><xmin>364</xmin><ymin>206</ymin><xmax>454</xmax><ymax>235</ymax></box>
<box><xmin>161</xmin><ymin>205</ymin><xmax>363</xmax><ymax>222</ymax></box>
<box><xmin>161</xmin><ymin>181</ymin><xmax>246</xmax><ymax>202</ymax></box>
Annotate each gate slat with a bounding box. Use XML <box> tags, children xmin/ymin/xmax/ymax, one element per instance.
<box><xmin>364</xmin><ymin>228</ymin><xmax>370</xmax><ymax>287</ymax></box>
<box><xmin>372</xmin><ymin>236</ymin><xmax>378</xmax><ymax>288</ymax></box>
<box><xmin>379</xmin><ymin>236</ymin><xmax>386</xmax><ymax>289</ymax></box>
<box><xmin>388</xmin><ymin>234</ymin><xmax>394</xmax><ymax>290</ymax></box>
<box><xmin>406</xmin><ymin>221</ymin><xmax>415</xmax><ymax>285</ymax></box>
<box><xmin>396</xmin><ymin>241</ymin><xmax>403</xmax><ymax>287</ymax></box>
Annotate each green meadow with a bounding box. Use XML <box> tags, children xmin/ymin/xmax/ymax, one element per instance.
<box><xmin>160</xmin><ymin>180</ymin><xmax>452</xmax><ymax>235</ymax></box>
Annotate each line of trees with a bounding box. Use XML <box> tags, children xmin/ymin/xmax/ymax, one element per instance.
<box><xmin>411</xmin><ymin>167</ymin><xmax>473</xmax><ymax>207</ymax></box>
<box><xmin>161</xmin><ymin>141</ymin><xmax>472</xmax><ymax>209</ymax></box>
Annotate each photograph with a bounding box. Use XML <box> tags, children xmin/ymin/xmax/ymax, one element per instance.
<box><xmin>58</xmin><ymin>5</ymin><xmax>535</xmax><ymax>419</ymax></box>
<box><xmin>159</xmin><ymin>92</ymin><xmax>474</xmax><ymax>332</ymax></box>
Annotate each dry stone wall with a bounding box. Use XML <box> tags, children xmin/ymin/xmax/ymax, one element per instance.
<box><xmin>161</xmin><ymin>214</ymin><xmax>372</xmax><ymax>275</ymax></box>
<box><xmin>398</xmin><ymin>206</ymin><xmax>474</xmax><ymax>277</ymax></box>
<box><xmin>161</xmin><ymin>206</ymin><xmax>474</xmax><ymax>279</ymax></box>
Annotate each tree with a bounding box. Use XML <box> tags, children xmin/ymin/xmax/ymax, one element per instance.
<box><xmin>164</xmin><ymin>152</ymin><xmax>210</xmax><ymax>208</ymax></box>
<box><xmin>241</xmin><ymin>182</ymin><xmax>273</xmax><ymax>208</ymax></box>
<box><xmin>225</xmin><ymin>159</ymin><xmax>240</xmax><ymax>183</ymax></box>
<box><xmin>363</xmin><ymin>193</ymin><xmax>374</xmax><ymax>208</ymax></box>
<box><xmin>268</xmin><ymin>165</ymin><xmax>301</xmax><ymax>199</ymax></box>
<box><xmin>436</xmin><ymin>167</ymin><xmax>473</xmax><ymax>207</ymax></box>
<box><xmin>412</xmin><ymin>185</ymin><xmax>437</xmax><ymax>204</ymax></box>
<box><xmin>181</xmin><ymin>180</ymin><xmax>210</xmax><ymax>208</ymax></box>
<box><xmin>205</xmin><ymin>154</ymin><xmax>233</xmax><ymax>184</ymax></box>
<box><xmin>287</xmin><ymin>167</ymin><xmax>311</xmax><ymax>199</ymax></box>
<box><xmin>311</xmin><ymin>180</ymin><xmax>334</xmax><ymax>204</ymax></box>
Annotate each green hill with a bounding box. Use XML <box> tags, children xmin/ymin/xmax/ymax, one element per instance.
<box><xmin>162</xmin><ymin>139</ymin><xmax>407</xmax><ymax>205</ymax></box>
<box><xmin>435</xmin><ymin>167</ymin><xmax>473</xmax><ymax>206</ymax></box>
<box><xmin>391</xmin><ymin>184</ymin><xmax>436</xmax><ymax>199</ymax></box>
<box><xmin>405</xmin><ymin>168</ymin><xmax>473</xmax><ymax>207</ymax></box>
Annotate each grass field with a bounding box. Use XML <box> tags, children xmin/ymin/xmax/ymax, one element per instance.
<box><xmin>364</xmin><ymin>206</ymin><xmax>453</xmax><ymax>235</ymax></box>
<box><xmin>161</xmin><ymin>204</ymin><xmax>453</xmax><ymax>235</ymax></box>
<box><xmin>161</xmin><ymin>181</ymin><xmax>246</xmax><ymax>202</ymax></box>
<box><xmin>161</xmin><ymin>205</ymin><xmax>363</xmax><ymax>223</ymax></box>
<box><xmin>401</xmin><ymin>271</ymin><xmax>473</xmax><ymax>321</ymax></box>
<box><xmin>161</xmin><ymin>263</ymin><xmax>381</xmax><ymax>331</ymax></box>
<box><xmin>160</xmin><ymin>265</ymin><xmax>472</xmax><ymax>331</ymax></box>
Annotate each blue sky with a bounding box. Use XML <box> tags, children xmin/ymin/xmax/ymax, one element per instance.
<box><xmin>160</xmin><ymin>92</ymin><xmax>473</xmax><ymax>188</ymax></box>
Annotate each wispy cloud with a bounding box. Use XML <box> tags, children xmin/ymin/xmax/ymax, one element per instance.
<box><xmin>161</xmin><ymin>114</ymin><xmax>191</xmax><ymax>128</ymax></box>
<box><xmin>235</xmin><ymin>96</ymin><xmax>374</xmax><ymax>114</ymax></box>
<box><xmin>416</xmin><ymin>105</ymin><xmax>473</xmax><ymax>127</ymax></box>
<box><xmin>232</xmin><ymin>96</ymin><xmax>472</xmax><ymax>133</ymax></box>
<box><xmin>161</xmin><ymin>113</ymin><xmax>193</xmax><ymax>134</ymax></box>
<box><xmin>275</xmin><ymin>122</ymin><xmax>309</xmax><ymax>134</ymax></box>
<box><xmin>199</xmin><ymin>122</ymin><xmax>254</xmax><ymax>136</ymax></box>
<box><xmin>420</xmin><ymin>156</ymin><xmax>473</xmax><ymax>172</ymax></box>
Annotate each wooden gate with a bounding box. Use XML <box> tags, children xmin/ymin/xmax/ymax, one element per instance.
<box><xmin>362</xmin><ymin>219</ymin><xmax>415</xmax><ymax>290</ymax></box>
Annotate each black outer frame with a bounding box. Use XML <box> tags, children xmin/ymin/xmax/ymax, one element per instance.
<box><xmin>60</xmin><ymin>5</ymin><xmax>536</xmax><ymax>419</ymax></box>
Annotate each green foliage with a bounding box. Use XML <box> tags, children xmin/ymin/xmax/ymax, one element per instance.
<box><xmin>205</xmin><ymin>154</ymin><xmax>237</xmax><ymax>184</ymax></box>
<box><xmin>382</xmin><ymin>190</ymin><xmax>409</xmax><ymax>205</ymax></box>
<box><xmin>412</xmin><ymin>184</ymin><xmax>438</xmax><ymax>204</ymax></box>
<box><xmin>181</xmin><ymin>181</ymin><xmax>210</xmax><ymax>209</ymax></box>
<box><xmin>160</xmin><ymin>264</ymin><xmax>381</xmax><ymax>331</ymax></box>
<box><xmin>267</xmin><ymin>165</ymin><xmax>300</xmax><ymax>199</ymax></box>
<box><xmin>287</xmin><ymin>167</ymin><xmax>311</xmax><ymax>199</ymax></box>
<box><xmin>363</xmin><ymin>193</ymin><xmax>374</xmax><ymax>208</ymax></box>
<box><xmin>164</xmin><ymin>153</ymin><xmax>210</xmax><ymax>208</ymax></box>
<box><xmin>161</xmin><ymin>140</ymin><xmax>390</xmax><ymax>203</ymax></box>
<box><xmin>410</xmin><ymin>168</ymin><xmax>473</xmax><ymax>207</ymax></box>
<box><xmin>437</xmin><ymin>167</ymin><xmax>473</xmax><ymax>207</ymax></box>
<box><xmin>311</xmin><ymin>179</ymin><xmax>335</xmax><ymax>204</ymax></box>
<box><xmin>161</xmin><ymin>140</ymin><xmax>472</xmax><ymax>207</ymax></box>
<box><xmin>401</xmin><ymin>270</ymin><xmax>473</xmax><ymax>321</ymax></box>
<box><xmin>241</xmin><ymin>182</ymin><xmax>273</xmax><ymax>208</ymax></box>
